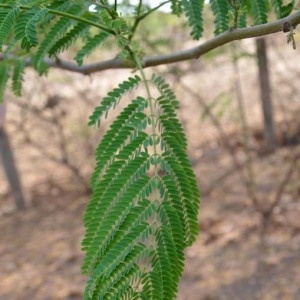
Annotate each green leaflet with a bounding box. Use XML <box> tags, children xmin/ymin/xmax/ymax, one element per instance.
<box><xmin>210</xmin><ymin>0</ymin><xmax>230</xmax><ymax>34</ymax></box>
<box><xmin>0</xmin><ymin>63</ymin><xmax>9</xmax><ymax>102</ymax></box>
<box><xmin>237</xmin><ymin>5</ymin><xmax>247</xmax><ymax>28</ymax></box>
<box><xmin>32</xmin><ymin>3</ymin><xmax>84</xmax><ymax>73</ymax></box>
<box><xmin>271</xmin><ymin>0</ymin><xmax>294</xmax><ymax>18</ymax></box>
<box><xmin>251</xmin><ymin>0</ymin><xmax>268</xmax><ymax>24</ymax></box>
<box><xmin>12</xmin><ymin>59</ymin><xmax>25</xmax><ymax>96</ymax></box>
<box><xmin>279</xmin><ymin>1</ymin><xmax>295</xmax><ymax>18</ymax></box>
<box><xmin>88</xmin><ymin>75</ymin><xmax>142</xmax><ymax>127</ymax></box>
<box><xmin>182</xmin><ymin>0</ymin><xmax>204</xmax><ymax>40</ymax></box>
<box><xmin>15</xmin><ymin>7</ymin><xmax>49</xmax><ymax>51</ymax></box>
<box><xmin>0</xmin><ymin>6</ymin><xmax>19</xmax><ymax>51</ymax></box>
<box><xmin>49</xmin><ymin>19</ymin><xmax>89</xmax><ymax>58</ymax></box>
<box><xmin>271</xmin><ymin>0</ymin><xmax>284</xmax><ymax>17</ymax></box>
<box><xmin>75</xmin><ymin>30</ymin><xmax>110</xmax><ymax>65</ymax></box>
<box><xmin>170</xmin><ymin>0</ymin><xmax>183</xmax><ymax>16</ymax></box>
<box><xmin>89</xmin><ymin>105</ymin><xmax>149</xmax><ymax>191</ymax></box>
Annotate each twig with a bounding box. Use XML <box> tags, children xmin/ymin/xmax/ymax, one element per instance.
<box><xmin>264</xmin><ymin>151</ymin><xmax>300</xmax><ymax>221</ymax></box>
<box><xmin>129</xmin><ymin>1</ymin><xmax>170</xmax><ymax>41</ymax></box>
<box><xmin>2</xmin><ymin>11</ymin><xmax>300</xmax><ymax>74</ymax></box>
<box><xmin>12</xmin><ymin>101</ymin><xmax>90</xmax><ymax>191</ymax></box>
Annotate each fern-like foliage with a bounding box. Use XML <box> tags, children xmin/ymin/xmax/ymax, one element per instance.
<box><xmin>48</xmin><ymin>17</ymin><xmax>90</xmax><ymax>58</ymax></box>
<box><xmin>182</xmin><ymin>0</ymin><xmax>204</xmax><ymax>39</ymax></box>
<box><xmin>0</xmin><ymin>1</ymin><xmax>298</xmax><ymax>299</ymax></box>
<box><xmin>32</xmin><ymin>3</ymin><xmax>86</xmax><ymax>73</ymax></box>
<box><xmin>271</xmin><ymin>0</ymin><xmax>295</xmax><ymax>18</ymax></box>
<box><xmin>251</xmin><ymin>0</ymin><xmax>269</xmax><ymax>24</ymax></box>
<box><xmin>210</xmin><ymin>0</ymin><xmax>230</xmax><ymax>34</ymax></box>
<box><xmin>0</xmin><ymin>0</ymin><xmax>117</xmax><ymax>78</ymax></box>
<box><xmin>170</xmin><ymin>0</ymin><xmax>183</xmax><ymax>16</ymax></box>
<box><xmin>0</xmin><ymin>6</ymin><xmax>19</xmax><ymax>51</ymax></box>
<box><xmin>0</xmin><ymin>63</ymin><xmax>9</xmax><ymax>101</ymax></box>
<box><xmin>12</xmin><ymin>59</ymin><xmax>25</xmax><ymax>96</ymax></box>
<box><xmin>82</xmin><ymin>73</ymin><xmax>199</xmax><ymax>299</ymax></box>
<box><xmin>15</xmin><ymin>7</ymin><xmax>48</xmax><ymax>51</ymax></box>
<box><xmin>75</xmin><ymin>31</ymin><xmax>110</xmax><ymax>66</ymax></box>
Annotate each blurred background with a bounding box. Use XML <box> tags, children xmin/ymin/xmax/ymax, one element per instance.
<box><xmin>1</xmin><ymin>8</ymin><xmax>300</xmax><ymax>300</ymax></box>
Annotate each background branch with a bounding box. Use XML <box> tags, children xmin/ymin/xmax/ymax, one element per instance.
<box><xmin>3</xmin><ymin>11</ymin><xmax>299</xmax><ymax>75</ymax></box>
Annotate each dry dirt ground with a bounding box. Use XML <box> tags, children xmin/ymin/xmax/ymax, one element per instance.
<box><xmin>1</xmin><ymin>146</ymin><xmax>300</xmax><ymax>300</ymax></box>
<box><xmin>1</xmin><ymin>35</ymin><xmax>300</xmax><ymax>299</ymax></box>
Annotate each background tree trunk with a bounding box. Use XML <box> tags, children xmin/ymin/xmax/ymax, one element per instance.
<box><xmin>256</xmin><ymin>37</ymin><xmax>276</xmax><ymax>150</ymax></box>
<box><xmin>0</xmin><ymin>103</ymin><xmax>26</xmax><ymax>210</ymax></box>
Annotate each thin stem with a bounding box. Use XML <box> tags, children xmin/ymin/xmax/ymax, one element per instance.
<box><xmin>130</xmin><ymin>50</ymin><xmax>160</xmax><ymax>213</ymax></box>
<box><xmin>269</xmin><ymin>152</ymin><xmax>300</xmax><ymax>216</ymax></box>
<box><xmin>130</xmin><ymin>50</ymin><xmax>161</xmax><ymax>284</ymax></box>
<box><xmin>95</xmin><ymin>0</ymin><xmax>118</xmax><ymax>19</ymax></box>
<box><xmin>9</xmin><ymin>10</ymin><xmax>299</xmax><ymax>75</ymax></box>
<box><xmin>129</xmin><ymin>1</ymin><xmax>171</xmax><ymax>41</ymax></box>
<box><xmin>139</xmin><ymin>1</ymin><xmax>170</xmax><ymax>19</ymax></box>
<box><xmin>131</xmin><ymin>53</ymin><xmax>158</xmax><ymax>159</ymax></box>
<box><xmin>228</xmin><ymin>0</ymin><xmax>241</xmax><ymax>29</ymax></box>
<box><xmin>128</xmin><ymin>0</ymin><xmax>143</xmax><ymax>41</ymax></box>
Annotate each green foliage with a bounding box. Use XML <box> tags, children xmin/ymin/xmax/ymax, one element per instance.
<box><xmin>82</xmin><ymin>73</ymin><xmax>199</xmax><ymax>299</ymax></box>
<box><xmin>210</xmin><ymin>0</ymin><xmax>230</xmax><ymax>34</ymax></box>
<box><xmin>48</xmin><ymin>13</ymin><xmax>90</xmax><ymax>57</ymax></box>
<box><xmin>15</xmin><ymin>7</ymin><xmax>48</xmax><ymax>51</ymax></box>
<box><xmin>0</xmin><ymin>63</ymin><xmax>9</xmax><ymax>102</ymax></box>
<box><xmin>251</xmin><ymin>0</ymin><xmax>269</xmax><ymax>24</ymax></box>
<box><xmin>12</xmin><ymin>59</ymin><xmax>25</xmax><ymax>96</ymax></box>
<box><xmin>182</xmin><ymin>0</ymin><xmax>204</xmax><ymax>39</ymax></box>
<box><xmin>0</xmin><ymin>6</ymin><xmax>19</xmax><ymax>51</ymax></box>
<box><xmin>32</xmin><ymin>4</ymin><xmax>85</xmax><ymax>74</ymax></box>
<box><xmin>271</xmin><ymin>0</ymin><xmax>295</xmax><ymax>18</ymax></box>
<box><xmin>88</xmin><ymin>75</ymin><xmax>142</xmax><ymax>128</ymax></box>
<box><xmin>170</xmin><ymin>0</ymin><xmax>183</xmax><ymax>16</ymax></box>
<box><xmin>0</xmin><ymin>0</ymin><xmax>297</xmax><ymax>299</ymax></box>
<box><xmin>75</xmin><ymin>31</ymin><xmax>110</xmax><ymax>65</ymax></box>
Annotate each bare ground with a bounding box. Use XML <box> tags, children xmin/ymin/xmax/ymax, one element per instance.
<box><xmin>1</xmin><ymin>144</ymin><xmax>300</xmax><ymax>300</ymax></box>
